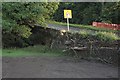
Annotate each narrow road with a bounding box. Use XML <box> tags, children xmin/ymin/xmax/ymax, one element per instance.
<box><xmin>47</xmin><ymin>24</ymin><xmax>81</xmax><ymax>32</ymax></box>
<box><xmin>3</xmin><ymin>56</ymin><xmax>118</xmax><ymax>78</ymax></box>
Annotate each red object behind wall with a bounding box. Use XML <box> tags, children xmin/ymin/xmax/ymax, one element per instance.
<box><xmin>92</xmin><ymin>22</ymin><xmax>120</xmax><ymax>30</ymax></box>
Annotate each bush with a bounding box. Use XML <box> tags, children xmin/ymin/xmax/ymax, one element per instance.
<box><xmin>95</xmin><ymin>32</ymin><xmax>120</xmax><ymax>42</ymax></box>
<box><xmin>78</xmin><ymin>30</ymin><xmax>120</xmax><ymax>42</ymax></box>
<box><xmin>79</xmin><ymin>30</ymin><xmax>89</xmax><ymax>38</ymax></box>
<box><xmin>2</xmin><ymin>32</ymin><xmax>28</xmax><ymax>48</ymax></box>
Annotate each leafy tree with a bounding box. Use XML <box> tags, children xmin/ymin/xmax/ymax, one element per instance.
<box><xmin>53</xmin><ymin>2</ymin><xmax>120</xmax><ymax>24</ymax></box>
<box><xmin>53</xmin><ymin>2</ymin><xmax>70</xmax><ymax>22</ymax></box>
<box><xmin>101</xmin><ymin>2</ymin><xmax>120</xmax><ymax>24</ymax></box>
<box><xmin>42</xmin><ymin>2</ymin><xmax>59</xmax><ymax>19</ymax></box>
<box><xmin>2</xmin><ymin>3</ymin><xmax>46</xmax><ymax>38</ymax></box>
<box><xmin>2</xmin><ymin>2</ymin><xmax>59</xmax><ymax>47</ymax></box>
<box><xmin>53</xmin><ymin>2</ymin><xmax>102</xmax><ymax>24</ymax></box>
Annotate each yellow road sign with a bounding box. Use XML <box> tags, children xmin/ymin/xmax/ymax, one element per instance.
<box><xmin>64</xmin><ymin>10</ymin><xmax>72</xmax><ymax>18</ymax></box>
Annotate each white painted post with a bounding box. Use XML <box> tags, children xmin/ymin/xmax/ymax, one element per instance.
<box><xmin>67</xmin><ymin>18</ymin><xmax>70</xmax><ymax>31</ymax></box>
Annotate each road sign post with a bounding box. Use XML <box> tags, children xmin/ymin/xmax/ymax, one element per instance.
<box><xmin>64</xmin><ymin>10</ymin><xmax>72</xmax><ymax>31</ymax></box>
<box><xmin>67</xmin><ymin>18</ymin><xmax>69</xmax><ymax>31</ymax></box>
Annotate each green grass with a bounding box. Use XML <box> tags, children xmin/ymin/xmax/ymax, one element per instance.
<box><xmin>95</xmin><ymin>31</ymin><xmax>120</xmax><ymax>42</ymax></box>
<box><xmin>47</xmin><ymin>20</ymin><xmax>118</xmax><ymax>32</ymax></box>
<box><xmin>2</xmin><ymin>45</ymin><xmax>64</xmax><ymax>57</ymax></box>
<box><xmin>77</xmin><ymin>29</ymin><xmax>120</xmax><ymax>42</ymax></box>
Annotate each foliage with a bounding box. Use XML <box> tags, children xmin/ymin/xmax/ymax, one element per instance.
<box><xmin>2</xmin><ymin>32</ymin><xmax>27</xmax><ymax>48</ymax></box>
<box><xmin>2</xmin><ymin>2</ymin><xmax>59</xmax><ymax>48</ymax></box>
<box><xmin>95</xmin><ymin>32</ymin><xmax>120</xmax><ymax>42</ymax></box>
<box><xmin>2</xmin><ymin>2</ymin><xmax>46</xmax><ymax>37</ymax></box>
<box><xmin>53</xmin><ymin>2</ymin><xmax>120</xmax><ymax>24</ymax></box>
<box><xmin>79</xmin><ymin>30</ymin><xmax>90</xmax><ymax>38</ymax></box>
<box><xmin>76</xmin><ymin>30</ymin><xmax>120</xmax><ymax>42</ymax></box>
<box><xmin>101</xmin><ymin>2</ymin><xmax>120</xmax><ymax>24</ymax></box>
<box><xmin>42</xmin><ymin>2</ymin><xmax>59</xmax><ymax>19</ymax></box>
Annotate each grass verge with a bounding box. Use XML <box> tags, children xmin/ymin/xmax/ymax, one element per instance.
<box><xmin>78</xmin><ymin>30</ymin><xmax>120</xmax><ymax>42</ymax></box>
<box><xmin>2</xmin><ymin>45</ymin><xmax>64</xmax><ymax>57</ymax></box>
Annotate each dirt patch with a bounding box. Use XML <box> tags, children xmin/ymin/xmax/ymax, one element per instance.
<box><xmin>2</xmin><ymin>56</ymin><xmax>118</xmax><ymax>78</ymax></box>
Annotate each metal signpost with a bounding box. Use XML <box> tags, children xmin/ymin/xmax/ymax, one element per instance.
<box><xmin>64</xmin><ymin>10</ymin><xmax>72</xmax><ymax>31</ymax></box>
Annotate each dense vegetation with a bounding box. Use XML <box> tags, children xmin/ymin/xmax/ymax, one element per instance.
<box><xmin>2</xmin><ymin>2</ymin><xmax>120</xmax><ymax>48</ymax></box>
<box><xmin>2</xmin><ymin>2</ymin><xmax>59</xmax><ymax>48</ymax></box>
<box><xmin>53</xmin><ymin>2</ymin><xmax>120</xmax><ymax>24</ymax></box>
